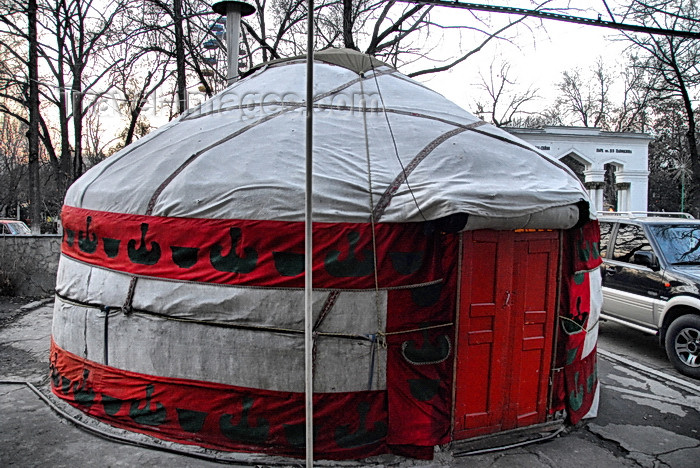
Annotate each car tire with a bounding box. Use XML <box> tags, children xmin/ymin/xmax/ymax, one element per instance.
<box><xmin>665</xmin><ymin>314</ymin><xmax>700</xmax><ymax>379</ymax></box>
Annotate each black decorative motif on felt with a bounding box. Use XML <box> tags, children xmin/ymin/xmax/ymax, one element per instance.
<box><xmin>562</xmin><ymin>296</ymin><xmax>589</xmax><ymax>335</ymax></box>
<box><xmin>177</xmin><ymin>408</ymin><xmax>208</xmax><ymax>433</ymax></box>
<box><xmin>219</xmin><ymin>396</ymin><xmax>269</xmax><ymax>444</ymax></box>
<box><xmin>334</xmin><ymin>401</ymin><xmax>387</xmax><ymax>448</ymax></box>
<box><xmin>64</xmin><ymin>229</ymin><xmax>75</xmax><ymax>247</ymax></box>
<box><xmin>127</xmin><ymin>223</ymin><xmax>162</xmax><ymax>265</ymax></box>
<box><xmin>408</xmin><ymin>378</ymin><xmax>440</xmax><ymax>401</ymax></box>
<box><xmin>129</xmin><ymin>384</ymin><xmax>167</xmax><ymax>426</ymax></box>
<box><xmin>401</xmin><ymin>329</ymin><xmax>451</xmax><ymax>365</ymax></box>
<box><xmin>102</xmin><ymin>238</ymin><xmax>121</xmax><ymax>258</ymax></box>
<box><xmin>389</xmin><ymin>251</ymin><xmax>424</xmax><ymax>275</ymax></box>
<box><xmin>78</xmin><ymin>216</ymin><xmax>98</xmax><ymax>254</ymax></box>
<box><xmin>284</xmin><ymin>422</ymin><xmax>320</xmax><ymax>448</ymax></box>
<box><xmin>273</xmin><ymin>251</ymin><xmax>305</xmax><ymax>276</ymax></box>
<box><xmin>101</xmin><ymin>394</ymin><xmax>125</xmax><ymax>416</ymax></box>
<box><xmin>210</xmin><ymin>227</ymin><xmax>258</xmax><ymax>273</ymax></box>
<box><xmin>325</xmin><ymin>231</ymin><xmax>374</xmax><ymax>277</ymax></box>
<box><xmin>170</xmin><ymin>246</ymin><xmax>199</xmax><ymax>269</ymax></box>
<box><xmin>411</xmin><ymin>282</ymin><xmax>443</xmax><ymax>307</ymax></box>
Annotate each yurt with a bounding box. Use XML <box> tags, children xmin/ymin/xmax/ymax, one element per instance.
<box><xmin>50</xmin><ymin>49</ymin><xmax>602</xmax><ymax>461</ymax></box>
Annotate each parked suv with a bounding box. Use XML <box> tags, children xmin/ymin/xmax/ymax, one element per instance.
<box><xmin>598</xmin><ymin>212</ymin><xmax>700</xmax><ymax>378</ymax></box>
<box><xmin>0</xmin><ymin>219</ymin><xmax>31</xmax><ymax>235</ymax></box>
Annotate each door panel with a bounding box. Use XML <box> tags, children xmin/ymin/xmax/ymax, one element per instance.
<box><xmin>509</xmin><ymin>236</ymin><xmax>558</xmax><ymax>427</ymax></box>
<box><xmin>454</xmin><ymin>230</ymin><xmax>559</xmax><ymax>439</ymax></box>
<box><xmin>454</xmin><ymin>230</ymin><xmax>512</xmax><ymax>436</ymax></box>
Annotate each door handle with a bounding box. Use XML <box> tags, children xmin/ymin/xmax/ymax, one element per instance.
<box><xmin>504</xmin><ymin>291</ymin><xmax>513</xmax><ymax>308</ymax></box>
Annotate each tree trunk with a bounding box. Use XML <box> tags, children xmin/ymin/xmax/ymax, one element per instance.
<box><xmin>174</xmin><ymin>0</ymin><xmax>187</xmax><ymax>114</ymax></box>
<box><xmin>343</xmin><ymin>0</ymin><xmax>357</xmax><ymax>50</ymax></box>
<box><xmin>54</xmin><ymin>10</ymin><xmax>72</xmax><ymax>201</ymax></box>
<box><xmin>674</xmin><ymin>60</ymin><xmax>700</xmax><ymax>217</ymax></box>
<box><xmin>685</xmin><ymin>120</ymin><xmax>700</xmax><ymax>217</ymax></box>
<box><xmin>71</xmin><ymin>79</ymin><xmax>84</xmax><ymax>179</ymax></box>
<box><xmin>27</xmin><ymin>0</ymin><xmax>42</xmax><ymax>233</ymax></box>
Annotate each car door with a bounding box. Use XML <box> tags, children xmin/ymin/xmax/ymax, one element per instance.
<box><xmin>602</xmin><ymin>222</ymin><xmax>667</xmax><ymax>326</ymax></box>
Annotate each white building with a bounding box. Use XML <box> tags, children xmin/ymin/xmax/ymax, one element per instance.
<box><xmin>507</xmin><ymin>126</ymin><xmax>653</xmax><ymax>213</ymax></box>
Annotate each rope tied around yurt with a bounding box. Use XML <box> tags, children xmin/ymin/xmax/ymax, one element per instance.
<box><xmin>359</xmin><ymin>76</ymin><xmax>386</xmax><ymax>387</ymax></box>
<box><xmin>381</xmin><ymin>322</ymin><xmax>454</xmax><ymax>336</ymax></box>
<box><xmin>121</xmin><ymin>276</ymin><xmax>138</xmax><ymax>315</ymax></box>
<box><xmin>54</xmin><ymin>292</ymin><xmax>382</xmax><ymax>342</ymax></box>
<box><xmin>559</xmin><ymin>315</ymin><xmax>600</xmax><ymax>335</ymax></box>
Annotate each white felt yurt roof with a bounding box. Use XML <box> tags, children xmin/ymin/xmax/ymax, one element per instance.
<box><xmin>65</xmin><ymin>49</ymin><xmax>589</xmax><ymax>229</ymax></box>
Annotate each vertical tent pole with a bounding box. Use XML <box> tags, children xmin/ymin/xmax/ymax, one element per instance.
<box><xmin>305</xmin><ymin>0</ymin><xmax>315</xmax><ymax>466</ymax></box>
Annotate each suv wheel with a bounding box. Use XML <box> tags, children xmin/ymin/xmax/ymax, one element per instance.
<box><xmin>665</xmin><ymin>314</ymin><xmax>700</xmax><ymax>379</ymax></box>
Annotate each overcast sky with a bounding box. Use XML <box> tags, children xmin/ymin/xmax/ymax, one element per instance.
<box><xmin>411</xmin><ymin>1</ymin><xmax>631</xmax><ymax>117</ymax></box>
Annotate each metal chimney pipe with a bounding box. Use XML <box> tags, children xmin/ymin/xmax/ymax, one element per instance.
<box><xmin>212</xmin><ymin>1</ymin><xmax>255</xmax><ymax>86</ymax></box>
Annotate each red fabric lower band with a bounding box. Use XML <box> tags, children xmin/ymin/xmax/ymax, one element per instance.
<box><xmin>49</xmin><ymin>339</ymin><xmax>399</xmax><ymax>460</ymax></box>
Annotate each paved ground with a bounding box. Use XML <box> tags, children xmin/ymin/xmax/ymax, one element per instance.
<box><xmin>1</xmin><ymin>298</ymin><xmax>698</xmax><ymax>467</ymax></box>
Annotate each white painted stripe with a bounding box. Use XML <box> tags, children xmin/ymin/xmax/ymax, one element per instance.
<box><xmin>598</xmin><ymin>348</ymin><xmax>700</xmax><ymax>395</ymax></box>
<box><xmin>603</xmin><ymin>385</ymin><xmax>700</xmax><ymax>408</ymax></box>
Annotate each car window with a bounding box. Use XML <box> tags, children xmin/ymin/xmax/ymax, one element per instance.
<box><xmin>612</xmin><ymin>223</ymin><xmax>652</xmax><ymax>264</ymax></box>
<box><xmin>1</xmin><ymin>221</ymin><xmax>30</xmax><ymax>235</ymax></box>
<box><xmin>599</xmin><ymin>222</ymin><xmax>613</xmax><ymax>258</ymax></box>
<box><xmin>648</xmin><ymin>224</ymin><xmax>700</xmax><ymax>265</ymax></box>
<box><xmin>13</xmin><ymin>222</ymin><xmax>30</xmax><ymax>234</ymax></box>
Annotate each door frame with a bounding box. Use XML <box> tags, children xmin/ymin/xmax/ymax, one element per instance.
<box><xmin>451</xmin><ymin>229</ymin><xmax>562</xmax><ymax>440</ymax></box>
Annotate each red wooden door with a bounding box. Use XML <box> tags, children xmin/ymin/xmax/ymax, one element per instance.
<box><xmin>453</xmin><ymin>230</ymin><xmax>559</xmax><ymax>439</ymax></box>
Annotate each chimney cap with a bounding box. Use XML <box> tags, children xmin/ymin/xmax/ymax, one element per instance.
<box><xmin>212</xmin><ymin>1</ymin><xmax>255</xmax><ymax>17</ymax></box>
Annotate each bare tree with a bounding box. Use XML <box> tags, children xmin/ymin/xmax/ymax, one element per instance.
<box><xmin>237</xmin><ymin>0</ymin><xmax>561</xmax><ymax>79</ymax></box>
<box><xmin>555</xmin><ymin>59</ymin><xmax>614</xmax><ymax>128</ymax></box>
<box><xmin>48</xmin><ymin>0</ymin><xmax>129</xmax><ymax>178</ymax></box>
<box><xmin>0</xmin><ymin>1</ymin><xmax>41</xmax><ymax>227</ymax></box>
<box><xmin>612</xmin><ymin>54</ymin><xmax>657</xmax><ymax>133</ymax></box>
<box><xmin>472</xmin><ymin>59</ymin><xmax>540</xmax><ymax>127</ymax></box>
<box><xmin>620</xmin><ymin>0</ymin><xmax>700</xmax><ymax>215</ymax></box>
<box><xmin>0</xmin><ymin>114</ymin><xmax>28</xmax><ymax>219</ymax></box>
<box><xmin>27</xmin><ymin>0</ymin><xmax>41</xmax><ymax>232</ymax></box>
<box><xmin>107</xmin><ymin>41</ymin><xmax>171</xmax><ymax>148</ymax></box>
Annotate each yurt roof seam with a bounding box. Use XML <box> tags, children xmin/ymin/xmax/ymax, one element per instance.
<box><xmin>163</xmin><ymin>110</ymin><xmax>582</xmax><ymax>220</ymax></box>
<box><xmin>75</xmin><ymin>120</ymin><xmax>179</xmax><ymax>207</ymax></box>
<box><xmin>180</xmin><ymin>67</ymin><xmax>396</xmax><ymax>122</ymax></box>
<box><xmin>467</xmin><ymin>127</ymin><xmax>589</xmax><ymax>194</ymax></box>
<box><xmin>145</xmin><ymin>105</ymin><xmax>292</xmax><ymax>215</ymax></box>
<box><xmin>384</xmin><ymin>70</ymin><xmax>439</xmax><ymax>95</ymax></box>
<box><xmin>368</xmin><ymin>64</ymin><xmax>427</xmax><ymax>224</ymax></box>
<box><xmin>373</xmin><ymin>124</ymin><xmax>484</xmax><ymax>221</ymax></box>
<box><xmin>145</xmin><ymin>69</ymin><xmax>399</xmax><ymax>215</ymax></box>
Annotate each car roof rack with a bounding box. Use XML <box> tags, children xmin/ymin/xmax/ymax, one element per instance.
<box><xmin>597</xmin><ymin>211</ymin><xmax>695</xmax><ymax>219</ymax></box>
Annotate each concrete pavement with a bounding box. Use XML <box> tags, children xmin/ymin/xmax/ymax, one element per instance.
<box><xmin>1</xmin><ymin>299</ymin><xmax>698</xmax><ymax>467</ymax></box>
